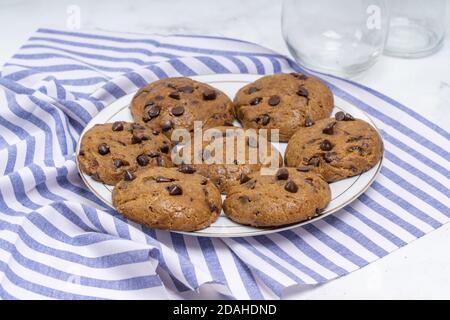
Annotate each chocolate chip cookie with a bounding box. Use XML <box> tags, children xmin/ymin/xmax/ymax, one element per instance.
<box><xmin>77</xmin><ymin>122</ymin><xmax>172</xmax><ymax>185</ymax></box>
<box><xmin>285</xmin><ymin>112</ymin><xmax>383</xmax><ymax>182</ymax></box>
<box><xmin>112</xmin><ymin>166</ymin><xmax>222</xmax><ymax>231</ymax></box>
<box><xmin>233</xmin><ymin>73</ymin><xmax>334</xmax><ymax>142</ymax></box>
<box><xmin>223</xmin><ymin>168</ymin><xmax>331</xmax><ymax>227</ymax></box>
<box><xmin>130</xmin><ymin>77</ymin><xmax>234</xmax><ymax>138</ymax></box>
<box><xmin>178</xmin><ymin>126</ymin><xmax>283</xmax><ymax>194</ymax></box>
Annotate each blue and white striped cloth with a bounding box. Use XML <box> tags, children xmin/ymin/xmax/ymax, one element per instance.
<box><xmin>0</xmin><ymin>28</ymin><xmax>449</xmax><ymax>299</ymax></box>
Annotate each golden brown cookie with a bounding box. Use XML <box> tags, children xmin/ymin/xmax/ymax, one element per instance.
<box><xmin>130</xmin><ymin>77</ymin><xmax>234</xmax><ymax>138</ymax></box>
<box><xmin>179</xmin><ymin>126</ymin><xmax>283</xmax><ymax>194</ymax></box>
<box><xmin>112</xmin><ymin>166</ymin><xmax>222</xmax><ymax>231</ymax></box>
<box><xmin>233</xmin><ymin>73</ymin><xmax>334</xmax><ymax>142</ymax></box>
<box><xmin>223</xmin><ymin>168</ymin><xmax>331</xmax><ymax>227</ymax></box>
<box><xmin>77</xmin><ymin>122</ymin><xmax>172</xmax><ymax>185</ymax></box>
<box><xmin>285</xmin><ymin>113</ymin><xmax>383</xmax><ymax>182</ymax></box>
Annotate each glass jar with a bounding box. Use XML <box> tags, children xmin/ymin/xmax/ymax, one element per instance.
<box><xmin>384</xmin><ymin>0</ymin><xmax>447</xmax><ymax>58</ymax></box>
<box><xmin>282</xmin><ymin>0</ymin><xmax>389</xmax><ymax>78</ymax></box>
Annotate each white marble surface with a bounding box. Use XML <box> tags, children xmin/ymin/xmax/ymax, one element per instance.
<box><xmin>0</xmin><ymin>0</ymin><xmax>449</xmax><ymax>299</ymax></box>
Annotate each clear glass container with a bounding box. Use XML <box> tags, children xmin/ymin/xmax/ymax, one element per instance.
<box><xmin>384</xmin><ymin>0</ymin><xmax>447</xmax><ymax>58</ymax></box>
<box><xmin>282</xmin><ymin>0</ymin><xmax>389</xmax><ymax>78</ymax></box>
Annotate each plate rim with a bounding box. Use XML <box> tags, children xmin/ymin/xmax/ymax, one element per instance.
<box><xmin>76</xmin><ymin>73</ymin><xmax>384</xmax><ymax>238</ymax></box>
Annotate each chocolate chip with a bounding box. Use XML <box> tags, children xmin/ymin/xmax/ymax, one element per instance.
<box><xmin>297</xmin><ymin>87</ymin><xmax>309</xmax><ymax>98</ymax></box>
<box><xmin>308</xmin><ymin>156</ymin><xmax>321</xmax><ymax>167</ymax></box>
<box><xmin>207</xmin><ymin>202</ymin><xmax>218</xmax><ymax>213</ymax></box>
<box><xmin>148</xmin><ymin>151</ymin><xmax>160</xmax><ymax>158</ymax></box>
<box><xmin>98</xmin><ymin>143</ymin><xmax>110</xmax><ymax>155</ymax></box>
<box><xmin>304</xmin><ymin>116</ymin><xmax>314</xmax><ymax>127</ymax></box>
<box><xmin>335</xmin><ymin>111</ymin><xmax>354</xmax><ymax>121</ymax></box>
<box><xmin>167</xmin><ymin>184</ymin><xmax>183</xmax><ymax>195</ymax></box>
<box><xmin>137</xmin><ymin>154</ymin><xmax>149</xmax><ymax>166</ymax></box>
<box><xmin>178</xmin><ymin>164</ymin><xmax>196</xmax><ymax>174</ymax></box>
<box><xmin>250</xmin><ymin>97</ymin><xmax>262</xmax><ymax>105</ymax></box>
<box><xmin>171</xmin><ymin>106</ymin><xmax>185</xmax><ymax>117</ymax></box>
<box><xmin>161</xmin><ymin>121</ymin><xmax>172</xmax><ymax>132</ymax></box>
<box><xmin>284</xmin><ymin>180</ymin><xmax>298</xmax><ymax>193</ymax></box>
<box><xmin>296</xmin><ymin>166</ymin><xmax>310</xmax><ymax>172</ymax></box>
<box><xmin>322</xmin><ymin>122</ymin><xmax>336</xmax><ymax>135</ymax></box>
<box><xmin>112</xmin><ymin>121</ymin><xmax>124</xmax><ymax>131</ymax></box>
<box><xmin>131</xmin><ymin>135</ymin><xmax>142</xmax><ymax>144</ymax></box>
<box><xmin>320</xmin><ymin>139</ymin><xmax>334</xmax><ymax>151</ymax></box>
<box><xmin>203</xmin><ymin>89</ymin><xmax>217</xmax><ymax>100</ymax></box>
<box><xmin>79</xmin><ymin>150</ymin><xmax>85</xmax><ymax>156</ymax></box>
<box><xmin>335</xmin><ymin>111</ymin><xmax>345</xmax><ymax>121</ymax></box>
<box><xmin>200</xmin><ymin>178</ymin><xmax>208</xmax><ymax>185</ymax></box>
<box><xmin>346</xmin><ymin>136</ymin><xmax>363</xmax><ymax>143</ymax></box>
<box><xmin>167</xmin><ymin>83</ymin><xmax>177</xmax><ymax>89</ymax></box>
<box><xmin>261</xmin><ymin>114</ymin><xmax>270</xmax><ymax>126</ymax></box>
<box><xmin>344</xmin><ymin>113</ymin><xmax>355</xmax><ymax>121</ymax></box>
<box><xmin>160</xmin><ymin>144</ymin><xmax>170</xmax><ymax>154</ymax></box>
<box><xmin>169</xmin><ymin>92</ymin><xmax>180</xmax><ymax>100</ymax></box>
<box><xmin>147</xmin><ymin>105</ymin><xmax>160</xmax><ymax>119</ymax></box>
<box><xmin>113</xmin><ymin>159</ymin><xmax>124</xmax><ymax>168</ymax></box>
<box><xmin>276</xmin><ymin>168</ymin><xmax>289</xmax><ymax>180</ymax></box>
<box><xmin>152</xmin><ymin>129</ymin><xmax>160</xmax><ymax>136</ymax></box>
<box><xmin>155</xmin><ymin>176</ymin><xmax>174</xmax><ymax>183</ymax></box>
<box><xmin>240</xmin><ymin>173</ymin><xmax>251</xmax><ymax>184</ymax></box>
<box><xmin>124</xmin><ymin>170</ymin><xmax>136</xmax><ymax>181</ymax></box>
<box><xmin>239</xmin><ymin>195</ymin><xmax>250</xmax><ymax>204</ymax></box>
<box><xmin>132</xmin><ymin>123</ymin><xmax>145</xmax><ymax>130</ymax></box>
<box><xmin>268</xmin><ymin>95</ymin><xmax>280</xmax><ymax>106</ymax></box>
<box><xmin>290</xmin><ymin>72</ymin><xmax>308</xmax><ymax>80</ymax></box>
<box><xmin>324</xmin><ymin>152</ymin><xmax>337</xmax><ymax>163</ymax></box>
<box><xmin>178</xmin><ymin>86</ymin><xmax>194</xmax><ymax>93</ymax></box>
<box><xmin>247</xmin><ymin>87</ymin><xmax>259</xmax><ymax>94</ymax></box>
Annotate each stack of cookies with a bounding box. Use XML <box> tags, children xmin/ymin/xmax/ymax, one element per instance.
<box><xmin>77</xmin><ymin>73</ymin><xmax>383</xmax><ymax>232</ymax></box>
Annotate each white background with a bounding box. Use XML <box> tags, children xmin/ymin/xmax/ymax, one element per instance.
<box><xmin>0</xmin><ymin>0</ymin><xmax>449</xmax><ymax>299</ymax></box>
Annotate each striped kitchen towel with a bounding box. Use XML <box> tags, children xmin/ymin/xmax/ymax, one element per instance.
<box><xmin>0</xmin><ymin>28</ymin><xmax>449</xmax><ymax>300</ymax></box>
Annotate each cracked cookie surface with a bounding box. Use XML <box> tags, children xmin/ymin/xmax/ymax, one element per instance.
<box><xmin>112</xmin><ymin>166</ymin><xmax>222</xmax><ymax>231</ymax></box>
<box><xmin>285</xmin><ymin>114</ymin><xmax>383</xmax><ymax>182</ymax></box>
<box><xmin>130</xmin><ymin>77</ymin><xmax>234</xmax><ymax>138</ymax></box>
<box><xmin>223</xmin><ymin>168</ymin><xmax>331</xmax><ymax>227</ymax></box>
<box><xmin>77</xmin><ymin>122</ymin><xmax>172</xmax><ymax>185</ymax></box>
<box><xmin>233</xmin><ymin>73</ymin><xmax>334</xmax><ymax>142</ymax></box>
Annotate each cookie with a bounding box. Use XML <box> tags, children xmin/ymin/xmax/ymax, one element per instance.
<box><xmin>112</xmin><ymin>166</ymin><xmax>222</xmax><ymax>231</ymax></box>
<box><xmin>285</xmin><ymin>113</ymin><xmax>383</xmax><ymax>182</ymax></box>
<box><xmin>223</xmin><ymin>168</ymin><xmax>331</xmax><ymax>227</ymax></box>
<box><xmin>77</xmin><ymin>122</ymin><xmax>173</xmax><ymax>185</ymax></box>
<box><xmin>233</xmin><ymin>73</ymin><xmax>334</xmax><ymax>142</ymax></box>
<box><xmin>179</xmin><ymin>126</ymin><xmax>283</xmax><ymax>194</ymax></box>
<box><xmin>130</xmin><ymin>77</ymin><xmax>234</xmax><ymax>138</ymax></box>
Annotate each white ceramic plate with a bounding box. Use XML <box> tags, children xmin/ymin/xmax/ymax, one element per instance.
<box><xmin>76</xmin><ymin>74</ymin><xmax>383</xmax><ymax>237</ymax></box>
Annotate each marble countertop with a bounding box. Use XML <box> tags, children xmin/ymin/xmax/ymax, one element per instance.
<box><xmin>0</xmin><ymin>0</ymin><xmax>449</xmax><ymax>299</ymax></box>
